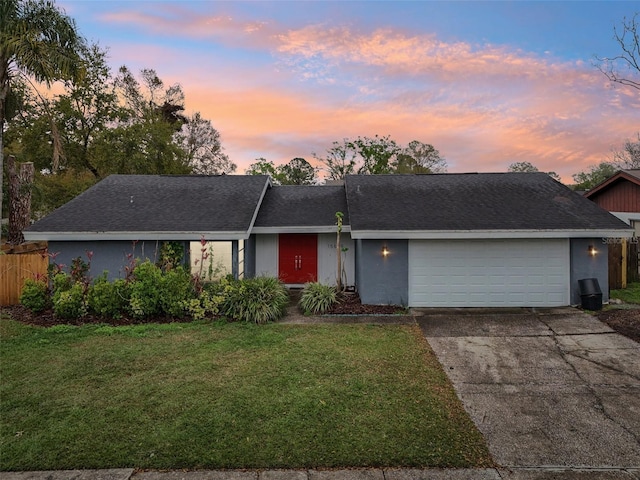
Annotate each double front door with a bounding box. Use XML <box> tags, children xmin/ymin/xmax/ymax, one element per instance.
<box><xmin>278</xmin><ymin>234</ymin><xmax>317</xmax><ymax>284</ymax></box>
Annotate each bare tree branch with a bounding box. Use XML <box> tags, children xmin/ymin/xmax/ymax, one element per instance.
<box><xmin>595</xmin><ymin>13</ymin><xmax>640</xmax><ymax>91</ymax></box>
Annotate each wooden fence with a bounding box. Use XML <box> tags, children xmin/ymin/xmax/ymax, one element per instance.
<box><xmin>608</xmin><ymin>240</ymin><xmax>639</xmax><ymax>290</ymax></box>
<box><xmin>0</xmin><ymin>253</ymin><xmax>49</xmax><ymax>306</ymax></box>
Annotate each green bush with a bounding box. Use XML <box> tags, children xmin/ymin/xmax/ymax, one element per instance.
<box><xmin>87</xmin><ymin>274</ymin><xmax>129</xmax><ymax>318</ymax></box>
<box><xmin>159</xmin><ymin>267</ymin><xmax>194</xmax><ymax>317</ymax></box>
<box><xmin>223</xmin><ymin>277</ymin><xmax>289</xmax><ymax>324</ymax></box>
<box><xmin>183</xmin><ymin>283</ymin><xmax>226</xmax><ymax>320</ymax></box>
<box><xmin>53</xmin><ymin>283</ymin><xmax>86</xmax><ymax>319</ymax></box>
<box><xmin>19</xmin><ymin>279</ymin><xmax>49</xmax><ymax>313</ymax></box>
<box><xmin>129</xmin><ymin>261</ymin><xmax>163</xmax><ymax>318</ymax></box>
<box><xmin>299</xmin><ymin>282</ymin><xmax>338</xmax><ymax>315</ymax></box>
<box><xmin>51</xmin><ymin>272</ymin><xmax>73</xmax><ymax>295</ymax></box>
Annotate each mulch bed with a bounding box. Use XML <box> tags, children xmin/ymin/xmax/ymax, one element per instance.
<box><xmin>597</xmin><ymin>308</ymin><xmax>640</xmax><ymax>343</ymax></box>
<box><xmin>3</xmin><ymin>300</ymin><xmax>639</xmax><ymax>345</ymax></box>
<box><xmin>0</xmin><ymin>305</ymin><xmax>192</xmax><ymax>328</ymax></box>
<box><xmin>324</xmin><ymin>293</ymin><xmax>406</xmax><ymax>315</ymax></box>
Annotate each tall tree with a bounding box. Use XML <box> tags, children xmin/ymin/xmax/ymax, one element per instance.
<box><xmin>351</xmin><ymin>135</ymin><xmax>400</xmax><ymax>175</ymax></box>
<box><xmin>245</xmin><ymin>157</ymin><xmax>316</xmax><ymax>185</ymax></box>
<box><xmin>313</xmin><ymin>139</ymin><xmax>357</xmax><ymax>181</ymax></box>
<box><xmin>572</xmin><ymin>162</ymin><xmax>618</xmax><ymax>191</ymax></box>
<box><xmin>245</xmin><ymin>158</ymin><xmax>279</xmax><ymax>181</ymax></box>
<box><xmin>175</xmin><ymin>112</ymin><xmax>236</xmax><ymax>175</ymax></box>
<box><xmin>0</xmin><ymin>0</ymin><xmax>83</xmax><ymax>236</ymax></box>
<box><xmin>393</xmin><ymin>140</ymin><xmax>447</xmax><ymax>174</ymax></box>
<box><xmin>315</xmin><ymin>136</ymin><xmax>446</xmax><ymax>179</ymax></box>
<box><xmin>508</xmin><ymin>161</ymin><xmax>561</xmax><ymax>182</ymax></box>
<box><xmin>278</xmin><ymin>157</ymin><xmax>316</xmax><ymax>185</ymax></box>
<box><xmin>53</xmin><ymin>42</ymin><xmax>120</xmax><ymax>178</ymax></box>
<box><xmin>595</xmin><ymin>12</ymin><xmax>640</xmax><ymax>91</ymax></box>
<box><xmin>612</xmin><ymin>134</ymin><xmax>640</xmax><ymax>169</ymax></box>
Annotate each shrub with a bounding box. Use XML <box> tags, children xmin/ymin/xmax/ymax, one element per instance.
<box><xmin>299</xmin><ymin>282</ymin><xmax>338</xmax><ymax>315</ymax></box>
<box><xmin>53</xmin><ymin>283</ymin><xmax>86</xmax><ymax>319</ymax></box>
<box><xmin>222</xmin><ymin>277</ymin><xmax>289</xmax><ymax>324</ymax></box>
<box><xmin>182</xmin><ymin>283</ymin><xmax>226</xmax><ymax>321</ymax></box>
<box><xmin>159</xmin><ymin>267</ymin><xmax>194</xmax><ymax>317</ymax></box>
<box><xmin>51</xmin><ymin>272</ymin><xmax>73</xmax><ymax>295</ymax></box>
<box><xmin>87</xmin><ymin>274</ymin><xmax>129</xmax><ymax>318</ymax></box>
<box><xmin>128</xmin><ymin>261</ymin><xmax>163</xmax><ymax>318</ymax></box>
<box><xmin>69</xmin><ymin>255</ymin><xmax>90</xmax><ymax>285</ymax></box>
<box><xmin>20</xmin><ymin>279</ymin><xmax>49</xmax><ymax>313</ymax></box>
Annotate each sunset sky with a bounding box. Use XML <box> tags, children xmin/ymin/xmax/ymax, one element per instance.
<box><xmin>59</xmin><ymin>1</ymin><xmax>639</xmax><ymax>182</ymax></box>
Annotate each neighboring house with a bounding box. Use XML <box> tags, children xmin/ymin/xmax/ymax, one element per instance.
<box><xmin>24</xmin><ymin>172</ymin><xmax>632</xmax><ymax>307</ymax></box>
<box><xmin>584</xmin><ymin>169</ymin><xmax>640</xmax><ymax>235</ymax></box>
<box><xmin>584</xmin><ymin>169</ymin><xmax>640</xmax><ymax>287</ymax></box>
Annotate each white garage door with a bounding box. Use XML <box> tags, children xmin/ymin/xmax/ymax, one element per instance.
<box><xmin>409</xmin><ymin>239</ymin><xmax>569</xmax><ymax>307</ymax></box>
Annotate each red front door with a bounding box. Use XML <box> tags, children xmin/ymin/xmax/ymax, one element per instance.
<box><xmin>278</xmin><ymin>234</ymin><xmax>318</xmax><ymax>284</ymax></box>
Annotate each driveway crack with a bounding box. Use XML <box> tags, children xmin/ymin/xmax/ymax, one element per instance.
<box><xmin>548</xmin><ymin>329</ymin><xmax>640</xmax><ymax>446</ymax></box>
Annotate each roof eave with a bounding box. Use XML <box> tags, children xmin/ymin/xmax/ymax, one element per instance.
<box><xmin>252</xmin><ymin>225</ymin><xmax>352</xmax><ymax>234</ymax></box>
<box><xmin>349</xmin><ymin>229</ymin><xmax>635</xmax><ymax>240</ymax></box>
<box><xmin>23</xmin><ymin>231</ymin><xmax>251</xmax><ymax>242</ymax></box>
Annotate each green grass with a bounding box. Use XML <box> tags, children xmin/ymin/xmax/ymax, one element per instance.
<box><xmin>610</xmin><ymin>282</ymin><xmax>640</xmax><ymax>304</ymax></box>
<box><xmin>0</xmin><ymin>317</ymin><xmax>492</xmax><ymax>471</ymax></box>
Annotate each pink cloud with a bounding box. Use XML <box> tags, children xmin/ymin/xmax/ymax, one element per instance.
<box><xmin>81</xmin><ymin>7</ymin><xmax>640</xmax><ymax>183</ymax></box>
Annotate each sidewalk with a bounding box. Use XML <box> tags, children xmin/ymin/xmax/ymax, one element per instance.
<box><xmin>3</xmin><ymin>466</ymin><xmax>640</xmax><ymax>479</ymax></box>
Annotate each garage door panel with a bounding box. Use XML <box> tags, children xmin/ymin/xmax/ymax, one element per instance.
<box><xmin>409</xmin><ymin>239</ymin><xmax>569</xmax><ymax>307</ymax></box>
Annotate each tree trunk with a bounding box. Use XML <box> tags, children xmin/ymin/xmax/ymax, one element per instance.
<box><xmin>7</xmin><ymin>156</ymin><xmax>35</xmax><ymax>245</ymax></box>
<box><xmin>336</xmin><ymin>227</ymin><xmax>342</xmax><ymax>291</ymax></box>
<box><xmin>1</xmin><ymin>64</ymin><xmax>6</xmax><ymax>245</ymax></box>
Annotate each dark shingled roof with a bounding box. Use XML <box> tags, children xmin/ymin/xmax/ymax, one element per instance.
<box><xmin>345</xmin><ymin>173</ymin><xmax>631</xmax><ymax>232</ymax></box>
<box><xmin>26</xmin><ymin>175</ymin><xmax>270</xmax><ymax>236</ymax></box>
<box><xmin>254</xmin><ymin>185</ymin><xmax>348</xmax><ymax>228</ymax></box>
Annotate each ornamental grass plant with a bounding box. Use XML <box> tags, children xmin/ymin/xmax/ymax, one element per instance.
<box><xmin>299</xmin><ymin>282</ymin><xmax>338</xmax><ymax>314</ymax></box>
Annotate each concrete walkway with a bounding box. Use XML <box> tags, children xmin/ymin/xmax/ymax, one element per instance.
<box><xmin>4</xmin><ymin>308</ymin><xmax>640</xmax><ymax>480</ymax></box>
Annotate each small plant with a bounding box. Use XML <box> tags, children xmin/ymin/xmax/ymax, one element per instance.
<box><xmin>128</xmin><ymin>261</ymin><xmax>163</xmax><ymax>318</ymax></box>
<box><xmin>69</xmin><ymin>254</ymin><xmax>91</xmax><ymax>285</ymax></box>
<box><xmin>53</xmin><ymin>283</ymin><xmax>86</xmax><ymax>319</ymax></box>
<box><xmin>19</xmin><ymin>279</ymin><xmax>49</xmax><ymax>313</ymax></box>
<box><xmin>223</xmin><ymin>276</ymin><xmax>289</xmax><ymax>324</ymax></box>
<box><xmin>51</xmin><ymin>272</ymin><xmax>73</xmax><ymax>295</ymax></box>
<box><xmin>87</xmin><ymin>274</ymin><xmax>129</xmax><ymax>318</ymax></box>
<box><xmin>184</xmin><ymin>282</ymin><xmax>226</xmax><ymax>320</ymax></box>
<box><xmin>158</xmin><ymin>241</ymin><xmax>184</xmax><ymax>272</ymax></box>
<box><xmin>159</xmin><ymin>266</ymin><xmax>194</xmax><ymax>317</ymax></box>
<box><xmin>299</xmin><ymin>282</ymin><xmax>338</xmax><ymax>315</ymax></box>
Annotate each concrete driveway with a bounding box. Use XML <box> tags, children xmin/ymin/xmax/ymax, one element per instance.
<box><xmin>416</xmin><ymin>307</ymin><xmax>640</xmax><ymax>470</ymax></box>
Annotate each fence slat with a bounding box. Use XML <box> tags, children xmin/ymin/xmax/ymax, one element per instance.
<box><xmin>0</xmin><ymin>253</ymin><xmax>49</xmax><ymax>306</ymax></box>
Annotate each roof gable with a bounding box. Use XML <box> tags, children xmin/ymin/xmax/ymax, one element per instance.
<box><xmin>345</xmin><ymin>173</ymin><xmax>631</xmax><ymax>238</ymax></box>
<box><xmin>253</xmin><ymin>185</ymin><xmax>348</xmax><ymax>232</ymax></box>
<box><xmin>25</xmin><ymin>175</ymin><xmax>271</xmax><ymax>240</ymax></box>
<box><xmin>584</xmin><ymin>170</ymin><xmax>640</xmax><ymax>199</ymax></box>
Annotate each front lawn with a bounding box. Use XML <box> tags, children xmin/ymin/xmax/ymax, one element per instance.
<box><xmin>0</xmin><ymin>318</ymin><xmax>492</xmax><ymax>471</ymax></box>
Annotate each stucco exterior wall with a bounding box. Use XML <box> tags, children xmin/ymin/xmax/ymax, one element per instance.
<box><xmin>254</xmin><ymin>234</ymin><xmax>278</xmax><ymax>277</ymax></box>
<box><xmin>317</xmin><ymin>233</ymin><xmax>355</xmax><ymax>287</ymax></box>
<box><xmin>48</xmin><ymin>240</ymin><xmax>189</xmax><ymax>280</ymax></box>
<box><xmin>570</xmin><ymin>238</ymin><xmax>609</xmax><ymax>305</ymax></box>
<box><xmin>355</xmin><ymin>239</ymin><xmax>408</xmax><ymax>306</ymax></box>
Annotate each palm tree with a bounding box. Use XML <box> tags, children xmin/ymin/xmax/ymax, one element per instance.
<box><xmin>0</xmin><ymin>0</ymin><xmax>84</xmax><ymax>241</ymax></box>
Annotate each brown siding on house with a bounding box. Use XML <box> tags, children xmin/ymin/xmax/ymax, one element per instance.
<box><xmin>589</xmin><ymin>180</ymin><xmax>640</xmax><ymax>212</ymax></box>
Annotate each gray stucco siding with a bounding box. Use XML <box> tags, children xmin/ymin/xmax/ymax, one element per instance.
<box><xmin>355</xmin><ymin>239</ymin><xmax>409</xmax><ymax>306</ymax></box>
<box><xmin>569</xmin><ymin>238</ymin><xmax>609</xmax><ymax>305</ymax></box>
<box><xmin>48</xmin><ymin>240</ymin><xmax>189</xmax><ymax>281</ymax></box>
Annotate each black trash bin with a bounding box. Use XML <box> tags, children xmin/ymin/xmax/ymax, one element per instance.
<box><xmin>578</xmin><ymin>278</ymin><xmax>603</xmax><ymax>311</ymax></box>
